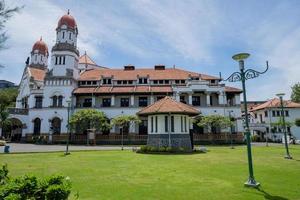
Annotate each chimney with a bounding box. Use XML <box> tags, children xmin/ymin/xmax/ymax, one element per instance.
<box><xmin>124</xmin><ymin>65</ymin><xmax>135</xmax><ymax>70</ymax></box>
<box><xmin>154</xmin><ymin>65</ymin><xmax>165</xmax><ymax>70</ymax></box>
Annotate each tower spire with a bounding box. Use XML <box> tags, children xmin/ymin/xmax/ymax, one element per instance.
<box><xmin>67</xmin><ymin>9</ymin><xmax>70</xmax><ymax>15</ymax></box>
<box><xmin>40</xmin><ymin>36</ymin><xmax>42</xmax><ymax>41</ymax></box>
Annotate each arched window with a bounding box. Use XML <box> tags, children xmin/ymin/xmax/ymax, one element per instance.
<box><xmin>52</xmin><ymin>96</ymin><xmax>58</xmax><ymax>107</ymax></box>
<box><xmin>33</xmin><ymin>118</ymin><xmax>41</xmax><ymax>135</ymax></box>
<box><xmin>58</xmin><ymin>96</ymin><xmax>63</xmax><ymax>107</ymax></box>
<box><xmin>52</xmin><ymin>117</ymin><xmax>61</xmax><ymax>135</ymax></box>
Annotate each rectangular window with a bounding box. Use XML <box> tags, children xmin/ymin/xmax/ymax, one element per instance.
<box><xmin>139</xmin><ymin>97</ymin><xmax>148</xmax><ymax>107</ymax></box>
<box><xmin>121</xmin><ymin>98</ymin><xmax>129</xmax><ymax>107</ymax></box>
<box><xmin>55</xmin><ymin>56</ymin><xmax>58</xmax><ymax>65</ymax></box>
<box><xmin>83</xmin><ymin>98</ymin><xmax>92</xmax><ymax>107</ymax></box>
<box><xmin>272</xmin><ymin>110</ymin><xmax>276</xmax><ymax>117</ymax></box>
<box><xmin>102</xmin><ymin>98</ymin><xmax>111</xmax><ymax>107</ymax></box>
<box><xmin>181</xmin><ymin>80</ymin><xmax>185</xmax><ymax>84</ymax></box>
<box><xmin>143</xmin><ymin>78</ymin><xmax>148</xmax><ymax>84</ymax></box>
<box><xmin>128</xmin><ymin>80</ymin><xmax>133</xmax><ymax>84</ymax></box>
<box><xmin>63</xmin><ymin>56</ymin><xmax>66</xmax><ymax>65</ymax></box>
<box><xmin>35</xmin><ymin>96</ymin><xmax>43</xmax><ymax>108</ymax></box>
<box><xmin>165</xmin><ymin>80</ymin><xmax>169</xmax><ymax>84</ymax></box>
<box><xmin>184</xmin><ymin>116</ymin><xmax>187</xmax><ymax>132</ymax></box>
<box><xmin>69</xmin><ymin>33</ymin><xmax>71</xmax><ymax>40</ymax></box>
<box><xmin>255</xmin><ymin>114</ymin><xmax>257</xmax><ymax>119</ymax></box>
<box><xmin>277</xmin><ymin>111</ymin><xmax>280</xmax><ymax>116</ymax></box>
<box><xmin>265</xmin><ymin>111</ymin><xmax>268</xmax><ymax>117</ymax></box>
<box><xmin>192</xmin><ymin>96</ymin><xmax>201</xmax><ymax>106</ymax></box>
<box><xmin>180</xmin><ymin>96</ymin><xmax>186</xmax><ymax>104</ymax></box>
<box><xmin>138</xmin><ymin>78</ymin><xmax>143</xmax><ymax>84</ymax></box>
<box><xmin>159</xmin><ymin>80</ymin><xmax>164</xmax><ymax>84</ymax></box>
<box><xmin>175</xmin><ymin>80</ymin><xmax>180</xmax><ymax>84</ymax></box>
<box><xmin>287</xmin><ymin>126</ymin><xmax>291</xmax><ymax>133</ymax></box>
<box><xmin>151</xmin><ymin>117</ymin><xmax>153</xmax><ymax>132</ymax></box>
<box><xmin>153</xmin><ymin>80</ymin><xmax>158</xmax><ymax>84</ymax></box>
<box><xmin>171</xmin><ymin>116</ymin><xmax>174</xmax><ymax>132</ymax></box>
<box><xmin>285</xmin><ymin>110</ymin><xmax>289</xmax><ymax>117</ymax></box>
<box><xmin>107</xmin><ymin>79</ymin><xmax>112</xmax><ymax>84</ymax></box>
<box><xmin>181</xmin><ymin>116</ymin><xmax>183</xmax><ymax>132</ymax></box>
<box><xmin>117</xmin><ymin>80</ymin><xmax>122</xmax><ymax>84</ymax></box>
<box><xmin>165</xmin><ymin>116</ymin><xmax>169</xmax><ymax>132</ymax></box>
<box><xmin>62</xmin><ymin>32</ymin><xmax>65</xmax><ymax>38</ymax></box>
<box><xmin>155</xmin><ymin>116</ymin><xmax>158</xmax><ymax>133</ymax></box>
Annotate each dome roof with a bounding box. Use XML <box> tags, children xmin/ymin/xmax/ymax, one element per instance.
<box><xmin>32</xmin><ymin>38</ymin><xmax>48</xmax><ymax>56</ymax></box>
<box><xmin>57</xmin><ymin>12</ymin><xmax>77</xmax><ymax>29</ymax></box>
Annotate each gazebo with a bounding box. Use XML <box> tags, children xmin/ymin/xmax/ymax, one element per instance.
<box><xmin>137</xmin><ymin>96</ymin><xmax>200</xmax><ymax>151</ymax></box>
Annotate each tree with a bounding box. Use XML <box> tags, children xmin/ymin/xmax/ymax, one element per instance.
<box><xmin>291</xmin><ymin>83</ymin><xmax>300</xmax><ymax>103</ymax></box>
<box><xmin>69</xmin><ymin>109</ymin><xmax>110</xmax><ymax>134</ymax></box>
<box><xmin>295</xmin><ymin>118</ymin><xmax>300</xmax><ymax>127</ymax></box>
<box><xmin>0</xmin><ymin>88</ymin><xmax>18</xmax><ymax>135</ymax></box>
<box><xmin>111</xmin><ymin>115</ymin><xmax>141</xmax><ymax>131</ymax></box>
<box><xmin>197</xmin><ymin>115</ymin><xmax>233</xmax><ymax>132</ymax></box>
<box><xmin>0</xmin><ymin>0</ymin><xmax>22</xmax><ymax>50</ymax></box>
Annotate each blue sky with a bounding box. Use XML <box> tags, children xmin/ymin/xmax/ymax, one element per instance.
<box><xmin>0</xmin><ymin>0</ymin><xmax>300</xmax><ymax>100</ymax></box>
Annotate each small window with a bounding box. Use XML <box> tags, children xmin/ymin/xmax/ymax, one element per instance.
<box><xmin>62</xmin><ymin>32</ymin><xmax>65</xmax><ymax>39</ymax></box>
<box><xmin>181</xmin><ymin>80</ymin><xmax>185</xmax><ymax>84</ymax></box>
<box><xmin>180</xmin><ymin>96</ymin><xmax>186</xmax><ymax>104</ymax></box>
<box><xmin>254</xmin><ymin>114</ymin><xmax>257</xmax><ymax>119</ymax></box>
<box><xmin>276</xmin><ymin>111</ymin><xmax>280</xmax><ymax>116</ymax></box>
<box><xmin>58</xmin><ymin>96</ymin><xmax>63</xmax><ymax>107</ymax></box>
<box><xmin>55</xmin><ymin>56</ymin><xmax>58</xmax><ymax>65</ymax></box>
<box><xmin>184</xmin><ymin>116</ymin><xmax>187</xmax><ymax>132</ymax></box>
<box><xmin>155</xmin><ymin>116</ymin><xmax>158</xmax><ymax>133</ymax></box>
<box><xmin>63</xmin><ymin>56</ymin><xmax>66</xmax><ymax>65</ymax></box>
<box><xmin>265</xmin><ymin>111</ymin><xmax>268</xmax><ymax>117</ymax></box>
<box><xmin>153</xmin><ymin>80</ymin><xmax>158</xmax><ymax>84</ymax></box>
<box><xmin>128</xmin><ymin>80</ymin><xmax>133</xmax><ymax>84</ymax></box>
<box><xmin>92</xmin><ymin>81</ymin><xmax>97</xmax><ymax>85</ymax></box>
<box><xmin>192</xmin><ymin>96</ymin><xmax>200</xmax><ymax>106</ymax></box>
<box><xmin>159</xmin><ymin>80</ymin><xmax>163</xmax><ymax>84</ymax></box>
<box><xmin>83</xmin><ymin>98</ymin><xmax>92</xmax><ymax>107</ymax></box>
<box><xmin>143</xmin><ymin>78</ymin><xmax>148</xmax><ymax>84</ymax></box>
<box><xmin>120</xmin><ymin>98</ymin><xmax>129</xmax><ymax>107</ymax></box>
<box><xmin>138</xmin><ymin>78</ymin><xmax>143</xmax><ymax>84</ymax></box>
<box><xmin>69</xmin><ymin>32</ymin><xmax>72</xmax><ymax>40</ymax></box>
<box><xmin>59</xmin><ymin>56</ymin><xmax>62</xmax><ymax>65</ymax></box>
<box><xmin>87</xmin><ymin>81</ymin><xmax>91</xmax><ymax>85</ymax></box>
<box><xmin>165</xmin><ymin>116</ymin><xmax>169</xmax><ymax>132</ymax></box>
<box><xmin>117</xmin><ymin>80</ymin><xmax>122</xmax><ymax>84</ymax></box>
<box><xmin>35</xmin><ymin>96</ymin><xmax>43</xmax><ymax>108</ymax></box>
<box><xmin>171</xmin><ymin>116</ymin><xmax>174</xmax><ymax>132</ymax></box>
<box><xmin>102</xmin><ymin>98</ymin><xmax>111</xmax><ymax>107</ymax></box>
<box><xmin>139</xmin><ymin>97</ymin><xmax>148</xmax><ymax>107</ymax></box>
<box><xmin>165</xmin><ymin>80</ymin><xmax>169</xmax><ymax>84</ymax></box>
<box><xmin>285</xmin><ymin>110</ymin><xmax>289</xmax><ymax>117</ymax></box>
<box><xmin>151</xmin><ymin>117</ymin><xmax>153</xmax><ymax>133</ymax></box>
<box><xmin>175</xmin><ymin>80</ymin><xmax>180</xmax><ymax>84</ymax></box>
<box><xmin>272</xmin><ymin>111</ymin><xmax>276</xmax><ymax>117</ymax></box>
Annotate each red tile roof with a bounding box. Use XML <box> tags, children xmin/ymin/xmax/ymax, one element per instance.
<box><xmin>225</xmin><ymin>86</ymin><xmax>242</xmax><ymax>93</ymax></box>
<box><xmin>79</xmin><ymin>54</ymin><xmax>97</xmax><ymax>65</ymax></box>
<box><xmin>28</xmin><ymin>67</ymin><xmax>46</xmax><ymax>81</ymax></box>
<box><xmin>250</xmin><ymin>98</ymin><xmax>300</xmax><ymax>111</ymax></box>
<box><xmin>137</xmin><ymin>96</ymin><xmax>200</xmax><ymax>116</ymax></box>
<box><xmin>73</xmin><ymin>85</ymin><xmax>173</xmax><ymax>94</ymax></box>
<box><xmin>79</xmin><ymin>68</ymin><xmax>219</xmax><ymax>81</ymax></box>
<box><xmin>32</xmin><ymin>38</ymin><xmax>48</xmax><ymax>56</ymax></box>
<box><xmin>57</xmin><ymin>14</ymin><xmax>77</xmax><ymax>29</ymax></box>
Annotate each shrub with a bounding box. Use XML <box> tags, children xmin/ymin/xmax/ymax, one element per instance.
<box><xmin>0</xmin><ymin>165</ymin><xmax>72</xmax><ymax>200</ymax></box>
<box><xmin>45</xmin><ymin>183</ymin><xmax>71</xmax><ymax>200</ymax></box>
<box><xmin>137</xmin><ymin>145</ymin><xmax>192</xmax><ymax>154</ymax></box>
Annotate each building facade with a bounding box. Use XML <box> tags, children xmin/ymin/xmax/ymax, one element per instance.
<box><xmin>3</xmin><ymin>13</ymin><xmax>244</xmax><ymax>144</ymax></box>
<box><xmin>249</xmin><ymin>98</ymin><xmax>300</xmax><ymax>142</ymax></box>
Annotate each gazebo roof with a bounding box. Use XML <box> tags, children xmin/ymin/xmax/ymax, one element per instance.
<box><xmin>137</xmin><ymin>96</ymin><xmax>200</xmax><ymax>116</ymax></box>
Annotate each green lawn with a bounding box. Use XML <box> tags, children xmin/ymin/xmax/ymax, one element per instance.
<box><xmin>1</xmin><ymin>145</ymin><xmax>300</xmax><ymax>200</ymax></box>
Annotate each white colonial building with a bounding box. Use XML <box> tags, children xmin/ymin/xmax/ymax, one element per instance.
<box><xmin>2</xmin><ymin>12</ymin><xmax>244</xmax><ymax>144</ymax></box>
<box><xmin>249</xmin><ymin>98</ymin><xmax>300</xmax><ymax>142</ymax></box>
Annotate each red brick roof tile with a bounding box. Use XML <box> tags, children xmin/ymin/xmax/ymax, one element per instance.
<box><xmin>250</xmin><ymin>98</ymin><xmax>300</xmax><ymax>111</ymax></box>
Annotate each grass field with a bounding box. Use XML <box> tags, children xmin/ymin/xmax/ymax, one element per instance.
<box><xmin>1</xmin><ymin>145</ymin><xmax>300</xmax><ymax>200</ymax></box>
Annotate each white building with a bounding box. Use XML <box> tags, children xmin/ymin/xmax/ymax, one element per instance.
<box><xmin>249</xmin><ymin>98</ymin><xmax>300</xmax><ymax>142</ymax></box>
<box><xmin>3</xmin><ymin>12</ymin><xmax>244</xmax><ymax>144</ymax></box>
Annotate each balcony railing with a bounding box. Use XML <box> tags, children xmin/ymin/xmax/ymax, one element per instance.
<box><xmin>8</xmin><ymin>108</ymin><xmax>29</xmax><ymax>115</ymax></box>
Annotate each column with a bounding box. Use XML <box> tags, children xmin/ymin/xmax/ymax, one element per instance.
<box><xmin>175</xmin><ymin>92</ymin><xmax>180</xmax><ymax>102</ymax></box>
<box><xmin>48</xmin><ymin>120</ymin><xmax>52</xmax><ymax>143</ymax></box>
<box><xmin>111</xmin><ymin>95</ymin><xmax>115</xmax><ymax>106</ymax></box>
<box><xmin>92</xmin><ymin>95</ymin><xmax>96</xmax><ymax>107</ymax></box>
<box><xmin>150</xmin><ymin>95</ymin><xmax>154</xmax><ymax>104</ymax></box>
<box><xmin>131</xmin><ymin>95</ymin><xmax>135</xmax><ymax>106</ymax></box>
<box><xmin>206</xmin><ymin>93</ymin><xmax>211</xmax><ymax>106</ymax></box>
<box><xmin>188</xmin><ymin>93</ymin><xmax>192</xmax><ymax>105</ymax></box>
<box><xmin>235</xmin><ymin>94</ymin><xmax>241</xmax><ymax>105</ymax></box>
<box><xmin>218</xmin><ymin>93</ymin><xmax>223</xmax><ymax>105</ymax></box>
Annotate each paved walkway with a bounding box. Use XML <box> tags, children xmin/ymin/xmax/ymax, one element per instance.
<box><xmin>0</xmin><ymin>143</ymin><xmax>138</xmax><ymax>153</ymax></box>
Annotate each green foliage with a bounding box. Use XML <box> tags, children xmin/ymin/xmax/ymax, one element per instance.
<box><xmin>0</xmin><ymin>164</ymin><xmax>9</xmax><ymax>185</ymax></box>
<box><xmin>291</xmin><ymin>83</ymin><xmax>300</xmax><ymax>103</ymax></box>
<box><xmin>70</xmin><ymin>109</ymin><xmax>110</xmax><ymax>133</ymax></box>
<box><xmin>0</xmin><ymin>88</ymin><xmax>18</xmax><ymax>131</ymax></box>
<box><xmin>111</xmin><ymin>115</ymin><xmax>141</xmax><ymax>128</ymax></box>
<box><xmin>295</xmin><ymin>118</ymin><xmax>300</xmax><ymax>127</ymax></box>
<box><xmin>0</xmin><ymin>0</ymin><xmax>22</xmax><ymax>51</ymax></box>
<box><xmin>271</xmin><ymin>117</ymin><xmax>294</xmax><ymax>127</ymax></box>
<box><xmin>0</xmin><ymin>165</ymin><xmax>71</xmax><ymax>200</ymax></box>
<box><xmin>197</xmin><ymin>115</ymin><xmax>233</xmax><ymax>129</ymax></box>
<box><xmin>138</xmin><ymin>145</ymin><xmax>190</xmax><ymax>154</ymax></box>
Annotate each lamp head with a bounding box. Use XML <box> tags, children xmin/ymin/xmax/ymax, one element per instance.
<box><xmin>232</xmin><ymin>53</ymin><xmax>250</xmax><ymax>61</ymax></box>
<box><xmin>276</xmin><ymin>93</ymin><xmax>285</xmax><ymax>99</ymax></box>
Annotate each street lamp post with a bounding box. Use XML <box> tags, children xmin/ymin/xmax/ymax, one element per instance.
<box><xmin>65</xmin><ymin>100</ymin><xmax>71</xmax><ymax>155</ymax></box>
<box><xmin>276</xmin><ymin>93</ymin><xmax>292</xmax><ymax>159</ymax></box>
<box><xmin>228</xmin><ymin>110</ymin><xmax>234</xmax><ymax>149</ymax></box>
<box><xmin>224</xmin><ymin>53</ymin><xmax>269</xmax><ymax>187</ymax></box>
